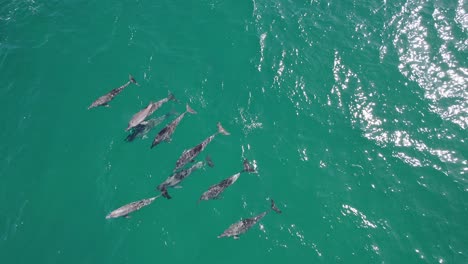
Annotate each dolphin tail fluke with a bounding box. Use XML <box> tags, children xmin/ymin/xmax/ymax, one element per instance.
<box><xmin>129</xmin><ymin>74</ymin><xmax>139</xmax><ymax>86</ymax></box>
<box><xmin>270</xmin><ymin>199</ymin><xmax>282</xmax><ymax>214</ymax></box>
<box><xmin>217</xmin><ymin>122</ymin><xmax>230</xmax><ymax>135</ymax></box>
<box><xmin>186</xmin><ymin>104</ymin><xmax>197</xmax><ymax>114</ymax></box>
<box><xmin>242</xmin><ymin>159</ymin><xmax>255</xmax><ymax>173</ymax></box>
<box><xmin>125</xmin><ymin>132</ymin><xmax>136</xmax><ymax>142</ymax></box>
<box><xmin>206</xmin><ymin>156</ymin><xmax>214</xmax><ymax>168</ymax></box>
<box><xmin>161</xmin><ymin>187</ymin><xmax>172</xmax><ymax>200</ymax></box>
<box><xmin>167</xmin><ymin>91</ymin><xmax>178</xmax><ymax>102</ymax></box>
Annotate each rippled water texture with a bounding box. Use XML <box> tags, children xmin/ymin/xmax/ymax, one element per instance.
<box><xmin>1</xmin><ymin>0</ymin><xmax>467</xmax><ymax>263</ymax></box>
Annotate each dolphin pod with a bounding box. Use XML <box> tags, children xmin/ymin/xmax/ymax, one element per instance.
<box><xmin>94</xmin><ymin>74</ymin><xmax>282</xmax><ymax>239</ymax></box>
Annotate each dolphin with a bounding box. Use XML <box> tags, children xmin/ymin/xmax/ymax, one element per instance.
<box><xmin>125</xmin><ymin>112</ymin><xmax>176</xmax><ymax>142</ymax></box>
<box><xmin>126</xmin><ymin>93</ymin><xmax>176</xmax><ymax>131</ymax></box>
<box><xmin>150</xmin><ymin>104</ymin><xmax>196</xmax><ymax>148</ymax></box>
<box><xmin>156</xmin><ymin>156</ymin><xmax>214</xmax><ymax>194</ymax></box>
<box><xmin>217</xmin><ymin>200</ymin><xmax>281</xmax><ymax>239</ymax></box>
<box><xmin>198</xmin><ymin>159</ymin><xmax>255</xmax><ymax>202</ymax></box>
<box><xmin>105</xmin><ymin>189</ymin><xmax>169</xmax><ymax>219</ymax></box>
<box><xmin>173</xmin><ymin>122</ymin><xmax>229</xmax><ymax>172</ymax></box>
<box><xmin>88</xmin><ymin>75</ymin><xmax>139</xmax><ymax>109</ymax></box>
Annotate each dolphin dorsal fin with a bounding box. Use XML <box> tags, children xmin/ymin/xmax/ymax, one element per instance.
<box><xmin>161</xmin><ymin>187</ymin><xmax>172</xmax><ymax>199</ymax></box>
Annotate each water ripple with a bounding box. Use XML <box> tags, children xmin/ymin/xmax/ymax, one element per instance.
<box><xmin>0</xmin><ymin>0</ymin><xmax>43</xmax><ymax>26</ymax></box>
<box><xmin>258</xmin><ymin>32</ymin><xmax>267</xmax><ymax>71</ymax></box>
<box><xmin>391</xmin><ymin>0</ymin><xmax>468</xmax><ymax>129</ymax></box>
<box><xmin>330</xmin><ymin>48</ymin><xmax>466</xmax><ymax>181</ymax></box>
<box><xmin>236</xmin><ymin>107</ymin><xmax>263</xmax><ymax>135</ymax></box>
<box><xmin>276</xmin><ymin>223</ymin><xmax>322</xmax><ymax>256</ymax></box>
<box><xmin>341</xmin><ymin>204</ymin><xmax>377</xmax><ymax>229</ymax></box>
<box><xmin>455</xmin><ymin>0</ymin><xmax>468</xmax><ymax>32</ymax></box>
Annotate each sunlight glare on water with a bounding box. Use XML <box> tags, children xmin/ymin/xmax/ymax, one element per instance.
<box><xmin>0</xmin><ymin>0</ymin><xmax>467</xmax><ymax>263</ymax></box>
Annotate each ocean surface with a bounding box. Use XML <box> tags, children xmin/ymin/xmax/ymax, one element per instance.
<box><xmin>1</xmin><ymin>0</ymin><xmax>467</xmax><ymax>263</ymax></box>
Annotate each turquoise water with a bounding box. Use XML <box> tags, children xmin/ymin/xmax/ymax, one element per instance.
<box><xmin>1</xmin><ymin>0</ymin><xmax>467</xmax><ymax>263</ymax></box>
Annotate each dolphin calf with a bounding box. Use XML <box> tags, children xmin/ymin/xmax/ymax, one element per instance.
<box><xmin>198</xmin><ymin>159</ymin><xmax>255</xmax><ymax>202</ymax></box>
<box><xmin>217</xmin><ymin>200</ymin><xmax>281</xmax><ymax>239</ymax></box>
<box><xmin>150</xmin><ymin>104</ymin><xmax>196</xmax><ymax>148</ymax></box>
<box><xmin>105</xmin><ymin>189</ymin><xmax>168</xmax><ymax>219</ymax></box>
<box><xmin>156</xmin><ymin>156</ymin><xmax>213</xmax><ymax>193</ymax></box>
<box><xmin>173</xmin><ymin>122</ymin><xmax>229</xmax><ymax>172</ymax></box>
<box><xmin>126</xmin><ymin>93</ymin><xmax>175</xmax><ymax>131</ymax></box>
<box><xmin>88</xmin><ymin>75</ymin><xmax>138</xmax><ymax>109</ymax></box>
<box><xmin>125</xmin><ymin>112</ymin><xmax>176</xmax><ymax>142</ymax></box>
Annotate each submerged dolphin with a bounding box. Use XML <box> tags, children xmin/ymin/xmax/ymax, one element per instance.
<box><xmin>217</xmin><ymin>200</ymin><xmax>281</xmax><ymax>239</ymax></box>
<box><xmin>173</xmin><ymin>122</ymin><xmax>229</xmax><ymax>172</ymax></box>
<box><xmin>105</xmin><ymin>189</ymin><xmax>169</xmax><ymax>219</ymax></box>
<box><xmin>88</xmin><ymin>75</ymin><xmax>138</xmax><ymax>109</ymax></box>
<box><xmin>150</xmin><ymin>104</ymin><xmax>196</xmax><ymax>148</ymax></box>
<box><xmin>156</xmin><ymin>156</ymin><xmax>213</xmax><ymax>195</ymax></box>
<box><xmin>126</xmin><ymin>93</ymin><xmax>176</xmax><ymax>131</ymax></box>
<box><xmin>125</xmin><ymin>112</ymin><xmax>176</xmax><ymax>142</ymax></box>
<box><xmin>198</xmin><ymin>159</ymin><xmax>255</xmax><ymax>202</ymax></box>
